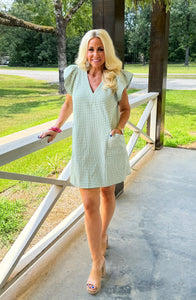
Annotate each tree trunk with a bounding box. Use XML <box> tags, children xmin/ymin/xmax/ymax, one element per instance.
<box><xmin>142</xmin><ymin>54</ymin><xmax>146</xmax><ymax>66</ymax></box>
<box><xmin>53</xmin><ymin>0</ymin><xmax>67</xmax><ymax>94</ymax></box>
<box><xmin>185</xmin><ymin>46</ymin><xmax>189</xmax><ymax>66</ymax></box>
<box><xmin>184</xmin><ymin>1</ymin><xmax>190</xmax><ymax>67</ymax></box>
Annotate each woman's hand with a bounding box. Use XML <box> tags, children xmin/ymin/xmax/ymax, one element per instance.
<box><xmin>38</xmin><ymin>130</ymin><xmax>58</xmax><ymax>143</ymax></box>
<box><xmin>110</xmin><ymin>128</ymin><xmax>123</xmax><ymax>136</ymax></box>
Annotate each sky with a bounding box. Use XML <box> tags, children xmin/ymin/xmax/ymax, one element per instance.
<box><xmin>0</xmin><ymin>0</ymin><xmax>14</xmax><ymax>11</ymax></box>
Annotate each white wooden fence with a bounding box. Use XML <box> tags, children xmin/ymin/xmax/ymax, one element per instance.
<box><xmin>0</xmin><ymin>91</ymin><xmax>158</xmax><ymax>295</ymax></box>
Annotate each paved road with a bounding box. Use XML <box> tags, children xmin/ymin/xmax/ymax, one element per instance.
<box><xmin>0</xmin><ymin>69</ymin><xmax>196</xmax><ymax>90</ymax></box>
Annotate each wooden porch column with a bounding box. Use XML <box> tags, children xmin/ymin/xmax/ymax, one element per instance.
<box><xmin>92</xmin><ymin>0</ymin><xmax>125</xmax><ymax>64</ymax></box>
<box><xmin>148</xmin><ymin>1</ymin><xmax>170</xmax><ymax>149</ymax></box>
<box><xmin>92</xmin><ymin>0</ymin><xmax>125</xmax><ymax>197</ymax></box>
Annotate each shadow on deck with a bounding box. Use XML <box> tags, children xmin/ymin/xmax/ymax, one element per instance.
<box><xmin>1</xmin><ymin>147</ymin><xmax>196</xmax><ymax>300</ymax></box>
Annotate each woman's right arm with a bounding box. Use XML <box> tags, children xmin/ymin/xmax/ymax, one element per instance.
<box><xmin>39</xmin><ymin>93</ymin><xmax>73</xmax><ymax>142</ymax></box>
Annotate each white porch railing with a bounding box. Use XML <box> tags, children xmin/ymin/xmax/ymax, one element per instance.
<box><xmin>0</xmin><ymin>91</ymin><xmax>158</xmax><ymax>295</ymax></box>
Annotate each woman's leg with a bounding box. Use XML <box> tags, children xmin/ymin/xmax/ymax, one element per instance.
<box><xmin>79</xmin><ymin>188</ymin><xmax>105</xmax><ymax>293</ymax></box>
<box><xmin>100</xmin><ymin>185</ymin><xmax>116</xmax><ymax>254</ymax></box>
<box><xmin>80</xmin><ymin>188</ymin><xmax>102</xmax><ymax>262</ymax></box>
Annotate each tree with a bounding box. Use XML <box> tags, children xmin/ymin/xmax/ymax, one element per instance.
<box><xmin>169</xmin><ymin>0</ymin><xmax>196</xmax><ymax>65</ymax></box>
<box><xmin>0</xmin><ymin>0</ymin><xmax>88</xmax><ymax>93</ymax></box>
<box><xmin>124</xmin><ymin>0</ymin><xmax>196</xmax><ymax>64</ymax></box>
<box><xmin>124</xmin><ymin>5</ymin><xmax>151</xmax><ymax>64</ymax></box>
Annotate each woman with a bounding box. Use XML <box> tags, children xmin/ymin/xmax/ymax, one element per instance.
<box><xmin>39</xmin><ymin>29</ymin><xmax>133</xmax><ymax>295</ymax></box>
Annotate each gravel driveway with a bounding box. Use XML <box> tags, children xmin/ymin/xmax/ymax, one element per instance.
<box><xmin>0</xmin><ymin>69</ymin><xmax>196</xmax><ymax>90</ymax></box>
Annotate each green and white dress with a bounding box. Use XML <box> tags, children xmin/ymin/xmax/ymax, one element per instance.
<box><xmin>64</xmin><ymin>65</ymin><xmax>133</xmax><ymax>188</ymax></box>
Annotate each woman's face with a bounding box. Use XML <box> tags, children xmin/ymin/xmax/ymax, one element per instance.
<box><xmin>87</xmin><ymin>38</ymin><xmax>105</xmax><ymax>69</ymax></box>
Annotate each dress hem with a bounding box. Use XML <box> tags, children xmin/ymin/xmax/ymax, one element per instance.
<box><xmin>70</xmin><ymin>173</ymin><xmax>131</xmax><ymax>189</ymax></box>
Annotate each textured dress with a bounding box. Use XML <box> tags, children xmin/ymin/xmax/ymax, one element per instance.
<box><xmin>64</xmin><ymin>65</ymin><xmax>133</xmax><ymax>188</ymax></box>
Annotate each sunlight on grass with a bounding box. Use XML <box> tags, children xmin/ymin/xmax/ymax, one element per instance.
<box><xmin>0</xmin><ymin>75</ymin><xmax>65</xmax><ymax>137</ymax></box>
<box><xmin>125</xmin><ymin>63</ymin><xmax>196</xmax><ymax>74</ymax></box>
<box><xmin>164</xmin><ymin>90</ymin><xmax>196</xmax><ymax>147</ymax></box>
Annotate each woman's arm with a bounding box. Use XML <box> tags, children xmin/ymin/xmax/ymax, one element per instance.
<box><xmin>110</xmin><ymin>88</ymin><xmax>130</xmax><ymax>136</ymax></box>
<box><xmin>39</xmin><ymin>93</ymin><xmax>73</xmax><ymax>142</ymax></box>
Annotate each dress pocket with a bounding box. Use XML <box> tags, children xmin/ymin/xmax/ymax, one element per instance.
<box><xmin>107</xmin><ymin>134</ymin><xmax>126</xmax><ymax>157</ymax></box>
<box><xmin>105</xmin><ymin>134</ymin><xmax>131</xmax><ymax>184</ymax></box>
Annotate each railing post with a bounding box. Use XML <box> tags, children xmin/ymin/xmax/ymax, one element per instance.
<box><xmin>149</xmin><ymin>97</ymin><xmax>158</xmax><ymax>143</ymax></box>
<box><xmin>148</xmin><ymin>1</ymin><xmax>170</xmax><ymax>149</ymax></box>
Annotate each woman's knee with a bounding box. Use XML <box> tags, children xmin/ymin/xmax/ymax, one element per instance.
<box><xmin>101</xmin><ymin>185</ymin><xmax>115</xmax><ymax>202</ymax></box>
<box><xmin>80</xmin><ymin>188</ymin><xmax>100</xmax><ymax>214</ymax></box>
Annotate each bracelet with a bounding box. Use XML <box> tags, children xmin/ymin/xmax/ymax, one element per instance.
<box><xmin>49</xmin><ymin>126</ymin><xmax>62</xmax><ymax>133</ymax></box>
<box><xmin>117</xmin><ymin>126</ymin><xmax>124</xmax><ymax>134</ymax></box>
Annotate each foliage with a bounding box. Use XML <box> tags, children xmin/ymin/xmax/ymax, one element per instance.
<box><xmin>66</xmin><ymin>0</ymin><xmax>92</xmax><ymax>64</ymax></box>
<box><xmin>66</xmin><ymin>0</ymin><xmax>92</xmax><ymax>37</ymax></box>
<box><xmin>0</xmin><ymin>197</ymin><xmax>27</xmax><ymax>245</ymax></box>
<box><xmin>0</xmin><ymin>0</ymin><xmax>92</xmax><ymax>66</ymax></box>
<box><xmin>0</xmin><ymin>0</ymin><xmax>58</xmax><ymax>66</ymax></box>
<box><xmin>126</xmin><ymin>0</ymin><xmax>191</xmax><ymax>11</ymax></box>
<box><xmin>168</xmin><ymin>0</ymin><xmax>196</xmax><ymax>64</ymax></box>
<box><xmin>124</xmin><ymin>5</ymin><xmax>151</xmax><ymax>64</ymax></box>
<box><xmin>9</xmin><ymin>30</ymin><xmax>58</xmax><ymax>66</ymax></box>
<box><xmin>10</xmin><ymin>0</ymin><xmax>55</xmax><ymax>25</ymax></box>
<box><xmin>124</xmin><ymin>1</ymin><xmax>196</xmax><ymax>64</ymax></box>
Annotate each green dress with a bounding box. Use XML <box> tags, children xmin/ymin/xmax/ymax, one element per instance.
<box><xmin>64</xmin><ymin>65</ymin><xmax>133</xmax><ymax>188</ymax></box>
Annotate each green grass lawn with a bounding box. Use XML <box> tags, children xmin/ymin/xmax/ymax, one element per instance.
<box><xmin>164</xmin><ymin>90</ymin><xmax>196</xmax><ymax>147</ymax></box>
<box><xmin>0</xmin><ymin>197</ymin><xmax>27</xmax><ymax>245</ymax></box>
<box><xmin>0</xmin><ymin>74</ymin><xmax>196</xmax><ymax>247</ymax></box>
<box><xmin>125</xmin><ymin>63</ymin><xmax>196</xmax><ymax>74</ymax></box>
<box><xmin>0</xmin><ymin>66</ymin><xmax>59</xmax><ymax>71</ymax></box>
<box><xmin>0</xmin><ymin>75</ymin><xmax>65</xmax><ymax>136</ymax></box>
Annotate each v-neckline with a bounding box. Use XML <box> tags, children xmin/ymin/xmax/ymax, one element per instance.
<box><xmin>86</xmin><ymin>72</ymin><xmax>103</xmax><ymax>94</ymax></box>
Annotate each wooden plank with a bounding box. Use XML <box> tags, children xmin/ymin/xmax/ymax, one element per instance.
<box><xmin>1</xmin><ymin>204</ymin><xmax>84</xmax><ymax>293</ymax></box>
<box><xmin>129</xmin><ymin>92</ymin><xmax>158</xmax><ymax>109</ymax></box>
<box><xmin>0</xmin><ymin>171</ymin><xmax>68</xmax><ymax>186</ymax></box>
<box><xmin>129</xmin><ymin>144</ymin><xmax>154</xmax><ymax>168</ymax></box>
<box><xmin>126</xmin><ymin>100</ymin><xmax>155</xmax><ymax>156</ymax></box>
<box><xmin>150</xmin><ymin>97</ymin><xmax>158</xmax><ymax>142</ymax></box>
<box><xmin>126</xmin><ymin>122</ymin><xmax>154</xmax><ymax>144</ymax></box>
<box><xmin>126</xmin><ymin>121</ymin><xmax>140</xmax><ymax>133</ymax></box>
<box><xmin>0</xmin><ymin>122</ymin><xmax>72</xmax><ymax>167</ymax></box>
<box><xmin>0</xmin><ymin>161</ymin><xmax>71</xmax><ymax>290</ymax></box>
<box><xmin>137</xmin><ymin>100</ymin><xmax>154</xmax><ymax>129</ymax></box>
<box><xmin>148</xmin><ymin>2</ymin><xmax>170</xmax><ymax>149</ymax></box>
<box><xmin>127</xmin><ymin>132</ymin><xmax>140</xmax><ymax>157</ymax></box>
<box><xmin>92</xmin><ymin>0</ymin><xmax>125</xmax><ymax>64</ymax></box>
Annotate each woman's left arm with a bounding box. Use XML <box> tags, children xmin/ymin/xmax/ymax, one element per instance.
<box><xmin>110</xmin><ymin>88</ymin><xmax>130</xmax><ymax>136</ymax></box>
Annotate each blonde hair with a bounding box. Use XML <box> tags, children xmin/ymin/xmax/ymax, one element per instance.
<box><xmin>75</xmin><ymin>29</ymin><xmax>122</xmax><ymax>93</ymax></box>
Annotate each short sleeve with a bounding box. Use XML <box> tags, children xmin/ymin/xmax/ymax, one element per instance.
<box><xmin>63</xmin><ymin>65</ymin><xmax>78</xmax><ymax>95</ymax></box>
<box><xmin>116</xmin><ymin>70</ymin><xmax>133</xmax><ymax>102</ymax></box>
